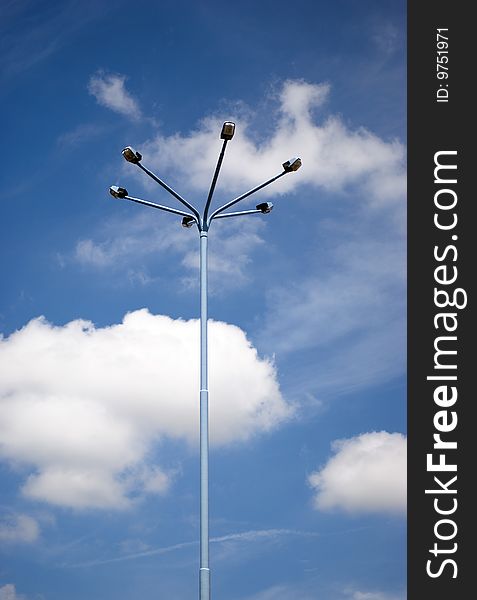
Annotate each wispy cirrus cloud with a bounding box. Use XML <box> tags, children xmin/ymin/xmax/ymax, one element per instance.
<box><xmin>257</xmin><ymin>233</ymin><xmax>406</xmax><ymax>398</ymax></box>
<box><xmin>73</xmin><ymin>211</ymin><xmax>266</xmax><ymax>293</ymax></box>
<box><xmin>68</xmin><ymin>528</ymin><xmax>316</xmax><ymax>567</ymax></box>
<box><xmin>56</xmin><ymin>122</ymin><xmax>105</xmax><ymax>148</ymax></box>
<box><xmin>0</xmin><ymin>513</ymin><xmax>40</xmax><ymax>543</ymax></box>
<box><xmin>349</xmin><ymin>592</ymin><xmax>405</xmax><ymax>600</ymax></box>
<box><xmin>88</xmin><ymin>71</ymin><xmax>141</xmax><ymax>120</ymax></box>
<box><xmin>371</xmin><ymin>21</ymin><xmax>400</xmax><ymax>57</ymax></box>
<box><xmin>1</xmin><ymin>1</ymin><xmax>109</xmax><ymax>82</ymax></box>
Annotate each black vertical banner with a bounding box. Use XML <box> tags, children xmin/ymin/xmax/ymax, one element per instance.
<box><xmin>408</xmin><ymin>2</ymin><xmax>472</xmax><ymax>599</ymax></box>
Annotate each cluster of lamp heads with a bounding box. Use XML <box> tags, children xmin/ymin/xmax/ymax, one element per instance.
<box><xmin>109</xmin><ymin>122</ymin><xmax>301</xmax><ymax>223</ymax></box>
<box><xmin>180</xmin><ymin>201</ymin><xmax>274</xmax><ymax>228</ymax></box>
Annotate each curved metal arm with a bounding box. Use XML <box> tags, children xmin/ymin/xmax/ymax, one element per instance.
<box><xmin>208</xmin><ymin>171</ymin><xmax>286</xmax><ymax>225</ymax></box>
<box><xmin>203</xmin><ymin>139</ymin><xmax>228</xmax><ymax>225</ymax></box>
<box><xmin>122</xmin><ymin>195</ymin><xmax>197</xmax><ymax>220</ymax></box>
<box><xmin>213</xmin><ymin>209</ymin><xmax>264</xmax><ymax>219</ymax></box>
<box><xmin>137</xmin><ymin>162</ymin><xmax>201</xmax><ymax>222</ymax></box>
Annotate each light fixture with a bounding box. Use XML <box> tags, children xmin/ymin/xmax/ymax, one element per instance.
<box><xmin>220</xmin><ymin>122</ymin><xmax>235</xmax><ymax>140</ymax></box>
<box><xmin>109</xmin><ymin>185</ymin><xmax>128</xmax><ymax>198</ymax></box>
<box><xmin>256</xmin><ymin>202</ymin><xmax>273</xmax><ymax>214</ymax></box>
<box><xmin>182</xmin><ymin>216</ymin><xmax>195</xmax><ymax>228</ymax></box>
<box><xmin>282</xmin><ymin>157</ymin><xmax>302</xmax><ymax>172</ymax></box>
<box><xmin>122</xmin><ymin>146</ymin><xmax>142</xmax><ymax>164</ymax></box>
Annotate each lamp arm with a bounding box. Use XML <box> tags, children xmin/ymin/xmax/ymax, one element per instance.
<box><xmin>208</xmin><ymin>171</ymin><xmax>286</xmax><ymax>225</ymax></box>
<box><xmin>123</xmin><ymin>195</ymin><xmax>197</xmax><ymax>220</ymax></box>
<box><xmin>137</xmin><ymin>163</ymin><xmax>201</xmax><ymax>222</ymax></box>
<box><xmin>203</xmin><ymin>139</ymin><xmax>228</xmax><ymax>225</ymax></box>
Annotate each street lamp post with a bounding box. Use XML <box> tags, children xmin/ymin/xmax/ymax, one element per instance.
<box><xmin>109</xmin><ymin>122</ymin><xmax>301</xmax><ymax>600</ymax></box>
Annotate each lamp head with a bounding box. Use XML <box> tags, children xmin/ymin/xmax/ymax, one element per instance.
<box><xmin>109</xmin><ymin>185</ymin><xmax>128</xmax><ymax>199</ymax></box>
<box><xmin>181</xmin><ymin>216</ymin><xmax>195</xmax><ymax>228</ymax></box>
<box><xmin>282</xmin><ymin>157</ymin><xmax>302</xmax><ymax>172</ymax></box>
<box><xmin>256</xmin><ymin>202</ymin><xmax>274</xmax><ymax>214</ymax></box>
<box><xmin>220</xmin><ymin>122</ymin><xmax>236</xmax><ymax>140</ymax></box>
<box><xmin>122</xmin><ymin>146</ymin><xmax>142</xmax><ymax>164</ymax></box>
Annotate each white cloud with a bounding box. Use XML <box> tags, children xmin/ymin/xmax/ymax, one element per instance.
<box><xmin>0</xmin><ymin>310</ymin><xmax>290</xmax><ymax>509</ymax></box>
<box><xmin>88</xmin><ymin>72</ymin><xmax>141</xmax><ymax>120</ymax></box>
<box><xmin>0</xmin><ymin>586</ymin><xmax>16</xmax><ymax>600</ymax></box>
<box><xmin>259</xmin><ymin>238</ymin><xmax>405</xmax><ymax>355</ymax></box>
<box><xmin>57</xmin><ymin>123</ymin><xmax>103</xmax><ymax>148</ymax></box>
<box><xmin>241</xmin><ymin>585</ymin><xmax>314</xmax><ymax>600</ymax></box>
<box><xmin>343</xmin><ymin>588</ymin><xmax>406</xmax><ymax>600</ymax></box>
<box><xmin>257</xmin><ymin>234</ymin><xmax>406</xmax><ymax>398</ymax></box>
<box><xmin>350</xmin><ymin>592</ymin><xmax>404</xmax><ymax>600</ymax></box>
<box><xmin>75</xmin><ymin>238</ymin><xmax>113</xmax><ymax>267</ymax></box>
<box><xmin>71</xmin><ymin>528</ymin><xmax>314</xmax><ymax>567</ymax></box>
<box><xmin>240</xmin><ymin>583</ymin><xmax>406</xmax><ymax>600</ymax></box>
<box><xmin>372</xmin><ymin>22</ymin><xmax>400</xmax><ymax>56</ymax></box>
<box><xmin>137</xmin><ymin>79</ymin><xmax>405</xmax><ymax>206</ymax></box>
<box><xmin>74</xmin><ymin>212</ymin><xmax>192</xmax><ymax>267</ymax></box>
<box><xmin>308</xmin><ymin>432</ymin><xmax>406</xmax><ymax>515</ymax></box>
<box><xmin>0</xmin><ymin>513</ymin><xmax>40</xmax><ymax>543</ymax></box>
<box><xmin>0</xmin><ymin>585</ymin><xmax>25</xmax><ymax>600</ymax></box>
<box><xmin>74</xmin><ymin>212</ymin><xmax>265</xmax><ymax>293</ymax></box>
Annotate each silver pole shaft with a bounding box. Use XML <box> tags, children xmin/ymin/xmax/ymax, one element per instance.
<box><xmin>199</xmin><ymin>231</ymin><xmax>210</xmax><ymax>600</ymax></box>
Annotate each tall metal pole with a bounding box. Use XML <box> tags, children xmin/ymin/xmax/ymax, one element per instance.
<box><xmin>111</xmin><ymin>135</ymin><xmax>300</xmax><ymax>600</ymax></box>
<box><xmin>199</xmin><ymin>229</ymin><xmax>210</xmax><ymax>600</ymax></box>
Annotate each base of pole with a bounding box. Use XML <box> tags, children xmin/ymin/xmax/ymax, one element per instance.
<box><xmin>199</xmin><ymin>568</ymin><xmax>210</xmax><ymax>600</ymax></box>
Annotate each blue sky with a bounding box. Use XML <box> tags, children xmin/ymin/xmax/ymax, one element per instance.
<box><xmin>0</xmin><ymin>1</ymin><xmax>406</xmax><ymax>600</ymax></box>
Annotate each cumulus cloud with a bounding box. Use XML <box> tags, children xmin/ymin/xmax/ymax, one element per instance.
<box><xmin>88</xmin><ymin>72</ymin><xmax>141</xmax><ymax>120</ymax></box>
<box><xmin>308</xmin><ymin>432</ymin><xmax>406</xmax><ymax>514</ymax></box>
<box><xmin>0</xmin><ymin>513</ymin><xmax>39</xmax><ymax>543</ymax></box>
<box><xmin>136</xmin><ymin>79</ymin><xmax>405</xmax><ymax>206</ymax></box>
<box><xmin>0</xmin><ymin>310</ymin><xmax>290</xmax><ymax>509</ymax></box>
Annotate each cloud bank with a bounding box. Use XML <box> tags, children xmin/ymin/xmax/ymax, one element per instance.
<box><xmin>308</xmin><ymin>432</ymin><xmax>406</xmax><ymax>515</ymax></box>
<box><xmin>0</xmin><ymin>310</ymin><xmax>290</xmax><ymax>509</ymax></box>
